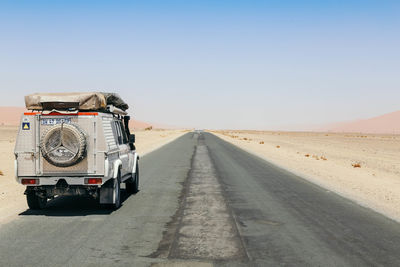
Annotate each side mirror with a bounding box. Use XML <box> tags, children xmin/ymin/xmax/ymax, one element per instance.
<box><xmin>129</xmin><ymin>134</ymin><xmax>135</xmax><ymax>144</ymax></box>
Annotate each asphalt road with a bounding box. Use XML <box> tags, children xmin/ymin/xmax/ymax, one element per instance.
<box><xmin>1</xmin><ymin>132</ymin><xmax>400</xmax><ymax>266</ymax></box>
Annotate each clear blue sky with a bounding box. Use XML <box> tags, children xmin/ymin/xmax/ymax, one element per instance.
<box><xmin>0</xmin><ymin>0</ymin><xmax>399</xmax><ymax>129</ymax></box>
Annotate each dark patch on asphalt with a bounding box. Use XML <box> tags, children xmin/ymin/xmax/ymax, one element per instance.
<box><xmin>150</xmin><ymin>132</ymin><xmax>248</xmax><ymax>263</ymax></box>
<box><xmin>148</xmin><ymin>143</ymin><xmax>198</xmax><ymax>259</ymax></box>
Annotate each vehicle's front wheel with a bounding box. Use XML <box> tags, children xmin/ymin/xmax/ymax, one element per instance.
<box><xmin>26</xmin><ymin>191</ymin><xmax>47</xmax><ymax>210</ymax></box>
<box><xmin>126</xmin><ymin>164</ymin><xmax>139</xmax><ymax>194</ymax></box>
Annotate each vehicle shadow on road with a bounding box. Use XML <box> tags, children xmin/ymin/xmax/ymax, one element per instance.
<box><xmin>19</xmin><ymin>189</ymin><xmax>132</xmax><ymax>217</ymax></box>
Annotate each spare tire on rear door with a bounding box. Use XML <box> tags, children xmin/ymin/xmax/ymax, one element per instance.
<box><xmin>40</xmin><ymin>123</ymin><xmax>87</xmax><ymax>167</ymax></box>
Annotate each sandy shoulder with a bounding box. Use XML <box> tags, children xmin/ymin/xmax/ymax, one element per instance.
<box><xmin>211</xmin><ymin>130</ymin><xmax>400</xmax><ymax>222</ymax></box>
<box><xmin>0</xmin><ymin>127</ymin><xmax>187</xmax><ymax>225</ymax></box>
<box><xmin>134</xmin><ymin>129</ymin><xmax>189</xmax><ymax>156</ymax></box>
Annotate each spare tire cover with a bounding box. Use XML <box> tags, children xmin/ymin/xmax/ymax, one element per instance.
<box><xmin>40</xmin><ymin>123</ymin><xmax>87</xmax><ymax>167</ymax></box>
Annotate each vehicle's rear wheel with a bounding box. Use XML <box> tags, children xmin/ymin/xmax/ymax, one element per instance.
<box><xmin>134</xmin><ymin>163</ymin><xmax>139</xmax><ymax>193</ymax></box>
<box><xmin>112</xmin><ymin>173</ymin><xmax>121</xmax><ymax>210</ymax></box>
<box><xmin>26</xmin><ymin>191</ymin><xmax>47</xmax><ymax>210</ymax></box>
<box><xmin>126</xmin><ymin>164</ymin><xmax>139</xmax><ymax>194</ymax></box>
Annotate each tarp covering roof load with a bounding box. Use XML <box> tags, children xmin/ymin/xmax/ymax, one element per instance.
<box><xmin>25</xmin><ymin>92</ymin><xmax>129</xmax><ymax>111</ymax></box>
<box><xmin>101</xmin><ymin>92</ymin><xmax>129</xmax><ymax>111</ymax></box>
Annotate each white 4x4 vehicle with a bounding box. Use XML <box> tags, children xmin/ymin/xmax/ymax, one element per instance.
<box><xmin>14</xmin><ymin>92</ymin><xmax>139</xmax><ymax>210</ymax></box>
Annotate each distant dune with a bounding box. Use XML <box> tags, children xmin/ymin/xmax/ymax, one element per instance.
<box><xmin>322</xmin><ymin>110</ymin><xmax>400</xmax><ymax>134</ymax></box>
<box><xmin>128</xmin><ymin>119</ymin><xmax>154</xmax><ymax>130</ymax></box>
<box><xmin>0</xmin><ymin>106</ymin><xmax>157</xmax><ymax>130</ymax></box>
<box><xmin>0</xmin><ymin>107</ymin><xmax>27</xmax><ymax>126</ymax></box>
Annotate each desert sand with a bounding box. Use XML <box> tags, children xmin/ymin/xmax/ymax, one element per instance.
<box><xmin>0</xmin><ymin>126</ymin><xmax>186</xmax><ymax>225</ymax></box>
<box><xmin>211</xmin><ymin>130</ymin><xmax>400</xmax><ymax>222</ymax></box>
<box><xmin>134</xmin><ymin>129</ymin><xmax>189</xmax><ymax>155</ymax></box>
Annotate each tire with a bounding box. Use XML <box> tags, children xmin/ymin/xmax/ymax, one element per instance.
<box><xmin>126</xmin><ymin>164</ymin><xmax>139</xmax><ymax>194</ymax></box>
<box><xmin>26</xmin><ymin>191</ymin><xmax>47</xmax><ymax>210</ymax></box>
<box><xmin>134</xmin><ymin>163</ymin><xmax>139</xmax><ymax>193</ymax></box>
<box><xmin>112</xmin><ymin>173</ymin><xmax>121</xmax><ymax>210</ymax></box>
<box><xmin>40</xmin><ymin>123</ymin><xmax>87</xmax><ymax>167</ymax></box>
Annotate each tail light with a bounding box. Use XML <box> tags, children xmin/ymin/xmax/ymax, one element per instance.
<box><xmin>85</xmin><ymin>178</ymin><xmax>102</xmax><ymax>185</ymax></box>
<box><xmin>21</xmin><ymin>179</ymin><xmax>39</xmax><ymax>185</ymax></box>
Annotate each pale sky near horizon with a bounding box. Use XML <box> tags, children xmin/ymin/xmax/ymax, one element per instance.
<box><xmin>0</xmin><ymin>0</ymin><xmax>399</xmax><ymax>129</ymax></box>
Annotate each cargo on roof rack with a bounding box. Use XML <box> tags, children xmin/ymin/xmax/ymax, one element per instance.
<box><xmin>25</xmin><ymin>92</ymin><xmax>129</xmax><ymax>111</ymax></box>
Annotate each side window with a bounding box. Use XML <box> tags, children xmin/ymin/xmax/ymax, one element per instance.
<box><xmin>114</xmin><ymin>121</ymin><xmax>128</xmax><ymax>145</ymax></box>
<box><xmin>114</xmin><ymin>121</ymin><xmax>123</xmax><ymax>144</ymax></box>
<box><xmin>119</xmin><ymin>121</ymin><xmax>128</xmax><ymax>144</ymax></box>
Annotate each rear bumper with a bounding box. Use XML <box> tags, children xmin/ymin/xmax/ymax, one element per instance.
<box><xmin>17</xmin><ymin>176</ymin><xmax>110</xmax><ymax>186</ymax></box>
<box><xmin>25</xmin><ymin>185</ymin><xmax>99</xmax><ymax>198</ymax></box>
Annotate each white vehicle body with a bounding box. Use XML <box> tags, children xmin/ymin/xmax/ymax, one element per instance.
<box><xmin>14</xmin><ymin>109</ymin><xmax>139</xmax><ymax>209</ymax></box>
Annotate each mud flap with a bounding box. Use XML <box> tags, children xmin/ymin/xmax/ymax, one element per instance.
<box><xmin>99</xmin><ymin>178</ymin><xmax>115</xmax><ymax>204</ymax></box>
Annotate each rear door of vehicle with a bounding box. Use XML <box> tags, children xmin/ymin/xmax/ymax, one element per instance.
<box><xmin>15</xmin><ymin>114</ymin><xmax>40</xmax><ymax>176</ymax></box>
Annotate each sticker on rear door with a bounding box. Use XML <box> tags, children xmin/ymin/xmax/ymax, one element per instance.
<box><xmin>22</xmin><ymin>122</ymin><xmax>30</xmax><ymax>130</ymax></box>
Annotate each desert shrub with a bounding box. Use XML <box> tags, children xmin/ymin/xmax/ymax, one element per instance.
<box><xmin>0</xmin><ymin>170</ymin><xmax>3</xmax><ymax>176</ymax></box>
<box><xmin>352</xmin><ymin>163</ymin><xmax>361</xmax><ymax>168</ymax></box>
<box><xmin>304</xmin><ymin>154</ymin><xmax>310</xmax><ymax>157</ymax></box>
<box><xmin>145</xmin><ymin>126</ymin><xmax>153</xmax><ymax>131</ymax></box>
<box><xmin>259</xmin><ymin>141</ymin><xmax>264</xmax><ymax>144</ymax></box>
<box><xmin>276</xmin><ymin>145</ymin><xmax>280</xmax><ymax>148</ymax></box>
